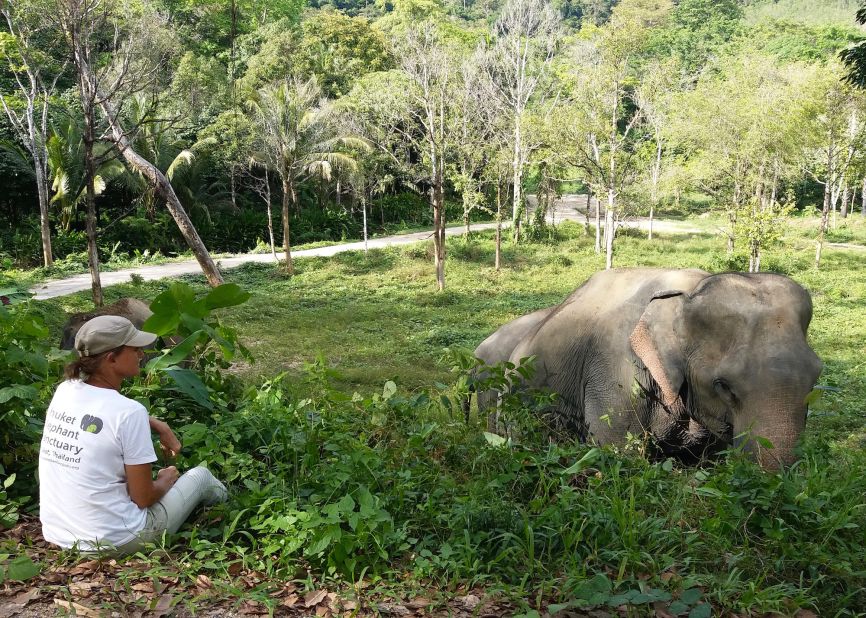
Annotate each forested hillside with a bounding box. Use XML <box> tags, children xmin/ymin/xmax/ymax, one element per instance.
<box><xmin>2</xmin><ymin>0</ymin><xmax>864</xmax><ymax>289</ymax></box>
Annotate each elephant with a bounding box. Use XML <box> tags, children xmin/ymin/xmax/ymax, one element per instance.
<box><xmin>60</xmin><ymin>298</ymin><xmax>153</xmax><ymax>350</ymax></box>
<box><xmin>470</xmin><ymin>306</ymin><xmax>556</xmax><ymax>428</ymax></box>
<box><xmin>475</xmin><ymin>268</ymin><xmax>823</xmax><ymax>469</ymax></box>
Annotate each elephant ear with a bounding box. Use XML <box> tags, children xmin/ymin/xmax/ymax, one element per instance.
<box><xmin>629</xmin><ymin>290</ymin><xmax>686</xmax><ymax>407</ymax></box>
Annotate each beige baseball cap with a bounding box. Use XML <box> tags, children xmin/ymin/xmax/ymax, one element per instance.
<box><xmin>74</xmin><ymin>315</ymin><xmax>157</xmax><ymax>357</ymax></box>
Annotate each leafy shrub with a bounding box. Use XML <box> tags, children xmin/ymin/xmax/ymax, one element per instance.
<box><xmin>0</xmin><ymin>303</ymin><xmax>69</xmax><ymax>493</ymax></box>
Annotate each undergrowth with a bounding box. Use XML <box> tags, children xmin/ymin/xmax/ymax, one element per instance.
<box><xmin>2</xmin><ymin>219</ymin><xmax>866</xmax><ymax>615</ymax></box>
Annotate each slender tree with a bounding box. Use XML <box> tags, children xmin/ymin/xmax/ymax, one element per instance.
<box><xmin>247</xmin><ymin>76</ymin><xmax>366</xmax><ymax>274</ymax></box>
<box><xmin>0</xmin><ymin>0</ymin><xmax>65</xmax><ymax>267</ymax></box>
<box><xmin>480</xmin><ymin>0</ymin><xmax>559</xmax><ymax>242</ymax></box>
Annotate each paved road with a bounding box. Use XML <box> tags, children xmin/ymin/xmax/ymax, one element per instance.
<box><xmin>30</xmin><ymin>195</ymin><xmax>703</xmax><ymax>300</ymax></box>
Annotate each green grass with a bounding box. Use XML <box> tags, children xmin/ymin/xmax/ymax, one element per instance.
<box><xmin>8</xmin><ymin>215</ymin><xmax>866</xmax><ymax>615</ymax></box>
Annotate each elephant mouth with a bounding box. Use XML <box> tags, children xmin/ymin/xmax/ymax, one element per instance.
<box><xmin>695</xmin><ymin>414</ymin><xmax>732</xmax><ymax>441</ymax></box>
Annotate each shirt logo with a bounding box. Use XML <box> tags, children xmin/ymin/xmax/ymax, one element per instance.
<box><xmin>80</xmin><ymin>414</ymin><xmax>104</xmax><ymax>434</ymax></box>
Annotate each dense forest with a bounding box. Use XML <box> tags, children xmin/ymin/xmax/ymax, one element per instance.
<box><xmin>2</xmin><ymin>0</ymin><xmax>865</xmax><ymax>293</ymax></box>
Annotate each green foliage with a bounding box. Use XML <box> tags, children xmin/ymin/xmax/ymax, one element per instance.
<box><xmin>133</xmin><ymin>282</ymin><xmax>253</xmax><ymax>421</ymax></box>
<box><xmin>0</xmin><ymin>303</ymin><xmax>67</xmax><ymax>489</ymax></box>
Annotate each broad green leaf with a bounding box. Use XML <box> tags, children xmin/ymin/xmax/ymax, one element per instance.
<box><xmin>6</xmin><ymin>555</ymin><xmax>40</xmax><ymax>581</ymax></box>
<box><xmin>547</xmin><ymin>603</ymin><xmax>572</xmax><ymax>614</ymax></box>
<box><xmin>688</xmin><ymin>603</ymin><xmax>712</xmax><ymax>618</ymax></box>
<box><xmin>679</xmin><ymin>589</ymin><xmax>702</xmax><ymax>605</ymax></box>
<box><xmin>164</xmin><ymin>368</ymin><xmax>213</xmax><ymax>410</ymax></box>
<box><xmin>145</xmin><ymin>331</ymin><xmax>205</xmax><ymax>372</ymax></box>
<box><xmin>562</xmin><ymin>448</ymin><xmax>602</xmax><ymax>474</ymax></box>
<box><xmin>0</xmin><ymin>384</ymin><xmax>38</xmax><ymax>404</ymax></box>
<box><xmin>204</xmin><ymin>284</ymin><xmax>251</xmax><ymax>309</ymax></box>
<box><xmin>483</xmin><ymin>432</ymin><xmax>507</xmax><ymax>447</ymax></box>
<box><xmin>668</xmin><ymin>600</ymin><xmax>689</xmax><ymax>614</ymax></box>
<box><xmin>3</xmin><ymin>474</ymin><xmax>15</xmax><ymax>489</ymax></box>
<box><xmin>755</xmin><ymin>436</ymin><xmax>775</xmax><ymax>450</ymax></box>
<box><xmin>142</xmin><ymin>311</ymin><xmax>181</xmax><ymax>337</ymax></box>
<box><xmin>180</xmin><ymin>422</ymin><xmax>209</xmax><ymax>445</ymax></box>
<box><xmin>382</xmin><ymin>380</ymin><xmax>397</xmax><ymax>400</ymax></box>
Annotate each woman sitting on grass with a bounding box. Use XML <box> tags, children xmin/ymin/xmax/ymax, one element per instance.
<box><xmin>39</xmin><ymin>315</ymin><xmax>227</xmax><ymax>555</ymax></box>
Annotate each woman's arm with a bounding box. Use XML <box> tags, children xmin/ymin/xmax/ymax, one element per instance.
<box><xmin>149</xmin><ymin>417</ymin><xmax>182</xmax><ymax>458</ymax></box>
<box><xmin>126</xmin><ymin>464</ymin><xmax>179</xmax><ymax>508</ymax></box>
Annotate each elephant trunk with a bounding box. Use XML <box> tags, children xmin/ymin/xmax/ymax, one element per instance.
<box><xmin>732</xmin><ymin>390</ymin><xmax>807</xmax><ymax>470</ymax></box>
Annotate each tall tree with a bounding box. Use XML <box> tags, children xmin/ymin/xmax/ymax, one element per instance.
<box><xmin>247</xmin><ymin>76</ymin><xmax>365</xmax><ymax>274</ymax></box>
<box><xmin>0</xmin><ymin>0</ymin><xmax>66</xmax><ymax>267</ymax></box>
<box><xmin>395</xmin><ymin>22</ymin><xmax>455</xmax><ymax>291</ymax></box>
<box><xmin>565</xmin><ymin>0</ymin><xmax>672</xmax><ymax>269</ymax></box>
<box><xmin>802</xmin><ymin>61</ymin><xmax>866</xmax><ymax>267</ymax></box>
<box><xmin>54</xmin><ymin>0</ymin><xmax>225</xmax><ymax>296</ymax></box>
<box><xmin>480</xmin><ymin>0</ymin><xmax>559</xmax><ymax>241</ymax></box>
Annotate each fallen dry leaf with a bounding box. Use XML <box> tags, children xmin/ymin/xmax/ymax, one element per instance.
<box><xmin>151</xmin><ymin>593</ymin><xmax>173</xmax><ymax>618</ymax></box>
<box><xmin>377</xmin><ymin>602</ymin><xmax>411</xmax><ymax>616</ymax></box>
<box><xmin>130</xmin><ymin>581</ymin><xmax>155</xmax><ymax>594</ymax></box>
<box><xmin>304</xmin><ymin>589</ymin><xmax>328</xmax><ymax>608</ymax></box>
<box><xmin>54</xmin><ymin>598</ymin><xmax>103</xmax><ymax>617</ymax></box>
<box><xmin>342</xmin><ymin>600</ymin><xmax>358</xmax><ymax>611</ymax></box>
<box><xmin>227</xmin><ymin>562</ymin><xmax>243</xmax><ymax>577</ymax></box>
<box><xmin>794</xmin><ymin>612</ymin><xmax>819</xmax><ymax>618</ymax></box>
<box><xmin>68</xmin><ymin>581</ymin><xmax>98</xmax><ymax>597</ymax></box>
<box><xmin>407</xmin><ymin>597</ymin><xmax>431</xmax><ymax>609</ymax></box>
<box><xmin>196</xmin><ymin>574</ymin><xmax>213</xmax><ymax>590</ymax></box>
<box><xmin>69</xmin><ymin>560</ymin><xmax>101</xmax><ymax>576</ymax></box>
<box><xmin>458</xmin><ymin>594</ymin><xmax>481</xmax><ymax>610</ymax></box>
<box><xmin>238</xmin><ymin>600</ymin><xmax>267</xmax><ymax>615</ymax></box>
<box><xmin>283</xmin><ymin>594</ymin><xmax>299</xmax><ymax>608</ymax></box>
<box><xmin>315</xmin><ymin>605</ymin><xmax>332</xmax><ymax>618</ymax></box>
<box><xmin>0</xmin><ymin>589</ymin><xmax>41</xmax><ymax>617</ymax></box>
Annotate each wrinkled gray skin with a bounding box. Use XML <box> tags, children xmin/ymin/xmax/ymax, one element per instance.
<box><xmin>60</xmin><ymin>298</ymin><xmax>153</xmax><ymax>350</ymax></box>
<box><xmin>472</xmin><ymin>306</ymin><xmax>556</xmax><ymax>427</ymax></box>
<box><xmin>477</xmin><ymin>268</ymin><xmax>823</xmax><ymax>469</ymax></box>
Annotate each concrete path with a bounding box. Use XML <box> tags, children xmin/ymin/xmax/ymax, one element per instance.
<box><xmin>30</xmin><ymin>195</ymin><xmax>704</xmax><ymax>300</ymax></box>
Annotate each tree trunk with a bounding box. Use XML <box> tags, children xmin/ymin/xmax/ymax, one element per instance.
<box><xmin>649</xmin><ymin>132</ymin><xmax>661</xmax><ymax>243</ymax></box>
<box><xmin>512</xmin><ymin>117</ymin><xmax>522</xmax><ymax>242</ymax></box>
<box><xmin>584</xmin><ymin>188</ymin><xmax>591</xmax><ymax>234</ymax></box>
<box><xmin>281</xmin><ymin>176</ymin><xmax>294</xmax><ymax>274</ymax></box>
<box><xmin>264</xmin><ymin>171</ymin><xmax>277</xmax><ymax>261</ymax></box>
<box><xmin>648</xmin><ymin>203</ymin><xmax>655</xmax><ymax>241</ymax></box>
<box><xmin>495</xmin><ymin>181</ymin><xmax>502</xmax><ymax>271</ymax></box>
<box><xmin>97</xmin><ymin>97</ymin><xmax>224</xmax><ymax>286</ymax></box>
<box><xmin>861</xmin><ymin>176</ymin><xmax>866</xmax><ymax>216</ymax></box>
<box><xmin>594</xmin><ymin>193</ymin><xmax>601</xmax><ymax>254</ymax></box>
<box><xmin>82</xmin><ymin>104</ymin><xmax>103</xmax><ymax>307</ymax></box>
<box><xmin>841</xmin><ymin>184</ymin><xmax>849</xmax><ymax>219</ymax></box>
<box><xmin>362</xmin><ymin>194</ymin><xmax>368</xmax><ymax>254</ymax></box>
<box><xmin>463</xmin><ymin>190</ymin><xmax>471</xmax><ymax>238</ymax></box>
<box><xmin>433</xmin><ymin>167</ymin><xmax>445</xmax><ymax>292</ymax></box>
<box><xmin>230</xmin><ymin>165</ymin><xmax>237</xmax><ymax>209</ymax></box>
<box><xmin>33</xmin><ymin>151</ymin><xmax>54</xmax><ymax>268</ymax></box>
<box><xmin>605</xmin><ymin>188</ymin><xmax>615</xmax><ymax>270</ymax></box>
<box><xmin>816</xmin><ymin>164</ymin><xmax>832</xmax><ymax>269</ymax></box>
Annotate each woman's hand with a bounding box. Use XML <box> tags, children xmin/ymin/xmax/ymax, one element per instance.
<box><xmin>149</xmin><ymin>416</ymin><xmax>182</xmax><ymax>459</ymax></box>
<box><xmin>126</xmin><ymin>464</ymin><xmax>179</xmax><ymax>508</ymax></box>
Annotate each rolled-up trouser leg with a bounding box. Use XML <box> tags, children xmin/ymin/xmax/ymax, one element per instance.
<box><xmin>111</xmin><ymin>466</ymin><xmax>227</xmax><ymax>555</ymax></box>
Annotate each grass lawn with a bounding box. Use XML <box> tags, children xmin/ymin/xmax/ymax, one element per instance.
<box><xmin>6</xmin><ymin>214</ymin><xmax>866</xmax><ymax>616</ymax></box>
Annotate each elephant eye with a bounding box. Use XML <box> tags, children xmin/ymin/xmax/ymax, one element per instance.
<box><xmin>713</xmin><ymin>378</ymin><xmax>737</xmax><ymax>403</ymax></box>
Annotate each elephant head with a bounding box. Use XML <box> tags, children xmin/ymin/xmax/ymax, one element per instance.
<box><xmin>629</xmin><ymin>273</ymin><xmax>822</xmax><ymax>469</ymax></box>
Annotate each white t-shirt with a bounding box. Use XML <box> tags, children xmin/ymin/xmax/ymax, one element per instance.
<box><xmin>38</xmin><ymin>380</ymin><xmax>157</xmax><ymax>550</ymax></box>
